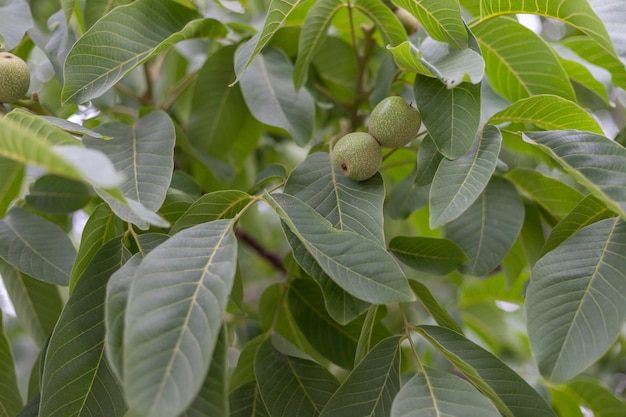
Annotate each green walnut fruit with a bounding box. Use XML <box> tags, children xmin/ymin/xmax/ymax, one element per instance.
<box><xmin>368</xmin><ymin>96</ymin><xmax>421</xmax><ymax>148</ymax></box>
<box><xmin>0</xmin><ymin>52</ymin><xmax>30</xmax><ymax>104</ymax></box>
<box><xmin>332</xmin><ymin>132</ymin><xmax>382</xmax><ymax>181</ymax></box>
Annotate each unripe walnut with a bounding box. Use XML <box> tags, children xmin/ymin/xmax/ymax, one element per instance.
<box><xmin>331</xmin><ymin>132</ymin><xmax>382</xmax><ymax>181</ymax></box>
<box><xmin>0</xmin><ymin>52</ymin><xmax>30</xmax><ymax>104</ymax></box>
<box><xmin>368</xmin><ymin>96</ymin><xmax>421</xmax><ymax>148</ymax></box>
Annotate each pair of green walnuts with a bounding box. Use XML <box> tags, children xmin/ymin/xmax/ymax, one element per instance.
<box><xmin>332</xmin><ymin>96</ymin><xmax>421</xmax><ymax>181</ymax></box>
<box><xmin>0</xmin><ymin>52</ymin><xmax>30</xmax><ymax>104</ymax></box>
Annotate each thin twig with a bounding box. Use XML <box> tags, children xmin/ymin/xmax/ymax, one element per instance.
<box><xmin>235</xmin><ymin>227</ymin><xmax>287</xmax><ymax>274</ymax></box>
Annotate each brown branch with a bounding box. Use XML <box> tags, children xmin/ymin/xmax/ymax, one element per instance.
<box><xmin>235</xmin><ymin>227</ymin><xmax>287</xmax><ymax>274</ymax></box>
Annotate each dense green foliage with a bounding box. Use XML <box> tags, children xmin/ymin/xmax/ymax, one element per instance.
<box><xmin>1</xmin><ymin>0</ymin><xmax>626</xmax><ymax>416</ymax></box>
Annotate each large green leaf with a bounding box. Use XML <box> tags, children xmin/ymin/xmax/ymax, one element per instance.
<box><xmin>319</xmin><ymin>336</ymin><xmax>401</xmax><ymax>417</ymax></box>
<box><xmin>239</xmin><ymin>48</ymin><xmax>314</xmax><ymax>146</ymax></box>
<box><xmin>267</xmin><ymin>193</ymin><xmax>414</xmax><ymax>304</ymax></box>
<box><xmin>0</xmin><ymin>260</ymin><xmax>62</xmax><ymax>347</ymax></box>
<box><xmin>430</xmin><ymin>124</ymin><xmax>502</xmax><ymax>228</ymax></box>
<box><xmin>234</xmin><ymin>0</ymin><xmax>309</xmax><ymax>81</ymax></box>
<box><xmin>541</xmin><ymin>194</ymin><xmax>616</xmax><ymax>255</ymax></box>
<box><xmin>186</xmin><ymin>45</ymin><xmax>260</xmax><ymax>164</ymax></box>
<box><xmin>523</xmin><ymin>130</ymin><xmax>626</xmax><ymax>219</ymax></box>
<box><xmin>62</xmin><ymin>0</ymin><xmax>227</xmax><ymax>103</ymax></box>
<box><xmin>416</xmin><ymin>325</ymin><xmax>558</xmax><ymax>417</ymax></box>
<box><xmin>293</xmin><ymin>0</ymin><xmax>344</xmax><ymax>89</ymax></box>
<box><xmin>0</xmin><ymin>109</ymin><xmax>123</xmax><ymax>190</ymax></box>
<box><xmin>391</xmin><ymin>366</ymin><xmax>501</xmax><ymax>417</ymax></box>
<box><xmin>0</xmin><ymin>156</ymin><xmax>23</xmax><ymax>217</ymax></box>
<box><xmin>123</xmin><ymin>219</ymin><xmax>237</xmax><ymax>417</ymax></box>
<box><xmin>390</xmin><ymin>236</ymin><xmax>467</xmax><ymax>275</ymax></box>
<box><xmin>255</xmin><ymin>338</ymin><xmax>340</xmax><ymax>417</ymax></box>
<box><xmin>0</xmin><ymin>208</ymin><xmax>76</xmax><ymax>286</ymax></box>
<box><xmin>392</xmin><ymin>0</ymin><xmax>467</xmax><ymax>49</ymax></box>
<box><xmin>561</xmin><ymin>35</ymin><xmax>626</xmax><ymax>90</ymax></box>
<box><xmin>489</xmin><ymin>95</ymin><xmax>603</xmax><ymax>134</ymax></box>
<box><xmin>413</xmin><ymin>74</ymin><xmax>481</xmax><ymax>159</ymax></box>
<box><xmin>25</xmin><ymin>174</ymin><xmax>91</xmax><ymax>214</ymax></box>
<box><xmin>0</xmin><ymin>311</ymin><xmax>23</xmax><ymax>417</ymax></box>
<box><xmin>39</xmin><ymin>239</ymin><xmax>130</xmax><ymax>417</ymax></box>
<box><xmin>409</xmin><ymin>280</ymin><xmax>463</xmax><ymax>333</ymax></box>
<box><xmin>562</xmin><ymin>378</ymin><xmax>626</xmax><ymax>417</ymax></box>
<box><xmin>526</xmin><ymin>217</ymin><xmax>626</xmax><ymax>383</ymax></box>
<box><xmin>172</xmin><ymin>190</ymin><xmax>254</xmax><ymax>233</ymax></box>
<box><xmin>505</xmin><ymin>168</ymin><xmax>584</xmax><ymax>220</ymax></box>
<box><xmin>84</xmin><ymin>111</ymin><xmax>175</xmax><ymax>229</ymax></box>
<box><xmin>556</xmin><ymin>52</ymin><xmax>610</xmax><ymax>105</ymax></box>
<box><xmin>288</xmin><ymin>279</ymin><xmax>362</xmax><ymax>369</ymax></box>
<box><xmin>446</xmin><ymin>177</ymin><xmax>524</xmax><ymax>276</ymax></box>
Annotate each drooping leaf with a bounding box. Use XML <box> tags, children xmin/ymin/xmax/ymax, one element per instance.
<box><xmin>293</xmin><ymin>0</ymin><xmax>345</xmax><ymax>90</ymax></box>
<box><xmin>393</xmin><ymin>0</ymin><xmax>467</xmax><ymax>49</ymax></box>
<box><xmin>0</xmin><ymin>260</ymin><xmax>62</xmax><ymax>347</ymax></box>
<box><xmin>541</xmin><ymin>194</ymin><xmax>616</xmax><ymax>255</ymax></box>
<box><xmin>255</xmin><ymin>338</ymin><xmax>340</xmax><ymax>417</ymax></box>
<box><xmin>526</xmin><ymin>217</ymin><xmax>626</xmax><ymax>383</ymax></box>
<box><xmin>409</xmin><ymin>280</ymin><xmax>463</xmax><ymax>334</ymax></box>
<box><xmin>489</xmin><ymin>95</ymin><xmax>603</xmax><ymax>134</ymax></box>
<box><xmin>429</xmin><ymin>124</ymin><xmax>502</xmax><ymax>228</ymax></box>
<box><xmin>319</xmin><ymin>336</ymin><xmax>402</xmax><ymax>417</ymax></box>
<box><xmin>25</xmin><ymin>174</ymin><xmax>91</xmax><ymax>213</ymax></box>
<box><xmin>123</xmin><ymin>219</ymin><xmax>237</xmax><ymax>417</ymax></box>
<box><xmin>239</xmin><ymin>48</ymin><xmax>315</xmax><ymax>146</ymax></box>
<box><xmin>391</xmin><ymin>366</ymin><xmax>501</xmax><ymax>417</ymax></box>
<box><xmin>0</xmin><ymin>156</ymin><xmax>23</xmax><ymax>217</ymax></box>
<box><xmin>446</xmin><ymin>177</ymin><xmax>524</xmax><ymax>276</ymax></box>
<box><xmin>0</xmin><ymin>207</ymin><xmax>76</xmax><ymax>286</ymax></box>
<box><xmin>172</xmin><ymin>190</ymin><xmax>254</xmax><ymax>233</ymax></box>
<box><xmin>70</xmin><ymin>203</ymin><xmax>123</xmax><ymax>291</ymax></box>
<box><xmin>0</xmin><ymin>310</ymin><xmax>23</xmax><ymax>417</ymax></box>
<box><xmin>414</xmin><ymin>74</ymin><xmax>481</xmax><ymax>159</ymax></box>
<box><xmin>84</xmin><ymin>110</ymin><xmax>175</xmax><ymax>229</ymax></box>
<box><xmin>416</xmin><ymin>325</ymin><xmax>558</xmax><ymax>417</ymax></box>
<box><xmin>390</xmin><ymin>236</ymin><xmax>467</xmax><ymax>275</ymax></box>
<box><xmin>267</xmin><ymin>192</ymin><xmax>415</xmax><ymax>304</ymax></box>
<box><xmin>505</xmin><ymin>168</ymin><xmax>584</xmax><ymax>220</ymax></box>
<box><xmin>472</xmin><ymin>17</ymin><xmax>575</xmax><ymax>102</ymax></box>
<box><xmin>523</xmin><ymin>130</ymin><xmax>626</xmax><ymax>219</ymax></box>
<box><xmin>39</xmin><ymin>239</ymin><xmax>130</xmax><ymax>417</ymax></box>
<box><xmin>62</xmin><ymin>0</ymin><xmax>227</xmax><ymax>103</ymax></box>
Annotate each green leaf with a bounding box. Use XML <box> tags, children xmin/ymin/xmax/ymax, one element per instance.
<box><xmin>255</xmin><ymin>338</ymin><xmax>340</xmax><ymax>417</ymax></box>
<box><xmin>234</xmin><ymin>0</ymin><xmax>309</xmax><ymax>81</ymax></box>
<box><xmin>489</xmin><ymin>95</ymin><xmax>603</xmax><ymax>134</ymax></box>
<box><xmin>523</xmin><ymin>130</ymin><xmax>626</xmax><ymax>219</ymax></box>
<box><xmin>180</xmin><ymin>327</ymin><xmax>230</xmax><ymax>417</ymax></box>
<box><xmin>557</xmin><ymin>52</ymin><xmax>610</xmax><ymax>105</ymax></box>
<box><xmin>409</xmin><ymin>280</ymin><xmax>463</xmax><ymax>333</ymax></box>
<box><xmin>159</xmin><ymin>188</ymin><xmax>195</xmax><ymax>225</ymax></box>
<box><xmin>172</xmin><ymin>190</ymin><xmax>254</xmax><ymax>233</ymax></box>
<box><xmin>239</xmin><ymin>48</ymin><xmax>315</xmax><ymax>146</ymax></box>
<box><xmin>104</xmin><ymin>254</ymin><xmax>142</xmax><ymax>381</ymax></box>
<box><xmin>415</xmin><ymin>135</ymin><xmax>443</xmax><ymax>186</ymax></box>
<box><xmin>230</xmin><ymin>381</ymin><xmax>270</xmax><ymax>417</ymax></box>
<box><xmin>472</xmin><ymin>17</ymin><xmax>575</xmax><ymax>102</ymax></box>
<box><xmin>390</xmin><ymin>236</ymin><xmax>467</xmax><ymax>275</ymax></box>
<box><xmin>526</xmin><ymin>217</ymin><xmax>626</xmax><ymax>383</ymax></box>
<box><xmin>505</xmin><ymin>168</ymin><xmax>584</xmax><ymax>220</ymax></box>
<box><xmin>478</xmin><ymin>0</ymin><xmax>623</xmax><ymax>87</ymax></box>
<box><xmin>70</xmin><ymin>203</ymin><xmax>123</xmax><ymax>291</ymax></box>
<box><xmin>0</xmin><ymin>310</ymin><xmax>23</xmax><ymax>417</ymax></box>
<box><xmin>588</xmin><ymin>0</ymin><xmax>626</xmax><ymax>60</ymax></box>
<box><xmin>446</xmin><ymin>177</ymin><xmax>524</xmax><ymax>276</ymax></box>
<box><xmin>25</xmin><ymin>174</ymin><xmax>91</xmax><ymax>213</ymax></box>
<box><xmin>85</xmin><ymin>110</ymin><xmax>175</xmax><ymax>229</ymax></box>
<box><xmin>430</xmin><ymin>124</ymin><xmax>502</xmax><ymax>228</ymax></box>
<box><xmin>0</xmin><ymin>207</ymin><xmax>76</xmax><ymax>286</ymax></box>
<box><xmin>0</xmin><ymin>109</ymin><xmax>124</xmax><ymax>189</ymax></box>
<box><xmin>353</xmin><ymin>0</ymin><xmax>407</xmax><ymax>46</ymax></box>
<box><xmin>414</xmin><ymin>74</ymin><xmax>481</xmax><ymax>159</ymax></box>
<box><xmin>541</xmin><ymin>194</ymin><xmax>616</xmax><ymax>255</ymax></box>
<box><xmin>123</xmin><ymin>219</ymin><xmax>237</xmax><ymax>417</ymax></box>
<box><xmin>39</xmin><ymin>238</ymin><xmax>130</xmax><ymax>417</ymax></box>
<box><xmin>391</xmin><ymin>366</ymin><xmax>501</xmax><ymax>417</ymax></box>
<box><xmin>416</xmin><ymin>325</ymin><xmax>558</xmax><ymax>417</ymax></box>
<box><xmin>393</xmin><ymin>0</ymin><xmax>468</xmax><ymax>49</ymax></box>
<box><xmin>0</xmin><ymin>156</ymin><xmax>23</xmax><ymax>217</ymax></box>
<box><xmin>564</xmin><ymin>378</ymin><xmax>626</xmax><ymax>417</ymax></box>
<box><xmin>267</xmin><ymin>192</ymin><xmax>415</xmax><ymax>304</ymax></box>
<box><xmin>288</xmin><ymin>279</ymin><xmax>362</xmax><ymax>369</ymax></box>
<box><xmin>319</xmin><ymin>336</ymin><xmax>401</xmax><ymax>417</ymax></box>
<box><xmin>354</xmin><ymin>305</ymin><xmax>391</xmax><ymax>365</ymax></box>
<box><xmin>293</xmin><ymin>0</ymin><xmax>345</xmax><ymax>90</ymax></box>
<box><xmin>187</xmin><ymin>45</ymin><xmax>261</xmax><ymax>164</ymax></box>
<box><xmin>0</xmin><ymin>0</ymin><xmax>33</xmax><ymax>50</ymax></box>
<box><xmin>62</xmin><ymin>0</ymin><xmax>227</xmax><ymax>103</ymax></box>
<box><xmin>0</xmin><ymin>260</ymin><xmax>62</xmax><ymax>347</ymax></box>
<box><xmin>565</xmin><ymin>35</ymin><xmax>626</xmax><ymax>89</ymax></box>
<box><xmin>311</xmin><ymin>36</ymin><xmax>359</xmax><ymax>103</ymax></box>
